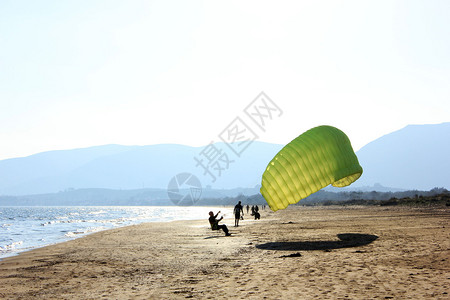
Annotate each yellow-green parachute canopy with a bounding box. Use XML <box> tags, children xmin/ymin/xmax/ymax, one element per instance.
<box><xmin>260</xmin><ymin>125</ymin><xmax>363</xmax><ymax>211</ymax></box>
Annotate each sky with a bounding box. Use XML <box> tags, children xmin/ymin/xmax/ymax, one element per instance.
<box><xmin>0</xmin><ymin>0</ymin><xmax>449</xmax><ymax>160</ymax></box>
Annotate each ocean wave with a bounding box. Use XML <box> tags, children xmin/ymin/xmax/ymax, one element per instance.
<box><xmin>0</xmin><ymin>241</ymin><xmax>23</xmax><ymax>253</ymax></box>
<box><xmin>88</xmin><ymin>210</ymin><xmax>107</xmax><ymax>215</ymax></box>
<box><xmin>1</xmin><ymin>206</ymin><xmax>233</xmax><ymax>259</ymax></box>
<box><xmin>64</xmin><ymin>226</ymin><xmax>107</xmax><ymax>237</ymax></box>
<box><xmin>41</xmin><ymin>219</ymin><xmax>90</xmax><ymax>226</ymax></box>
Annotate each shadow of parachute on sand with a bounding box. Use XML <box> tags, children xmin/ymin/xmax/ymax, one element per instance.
<box><xmin>256</xmin><ymin>233</ymin><xmax>378</xmax><ymax>251</ymax></box>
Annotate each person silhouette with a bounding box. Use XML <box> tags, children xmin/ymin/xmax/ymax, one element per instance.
<box><xmin>208</xmin><ymin>211</ymin><xmax>231</xmax><ymax>236</ymax></box>
<box><xmin>252</xmin><ymin>205</ymin><xmax>260</xmax><ymax>220</ymax></box>
<box><xmin>233</xmin><ymin>201</ymin><xmax>244</xmax><ymax>227</ymax></box>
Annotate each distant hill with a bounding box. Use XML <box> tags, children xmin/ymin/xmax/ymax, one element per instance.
<box><xmin>0</xmin><ymin>122</ymin><xmax>449</xmax><ymax>197</ymax></box>
<box><xmin>0</xmin><ymin>186</ymin><xmax>264</xmax><ymax>206</ymax></box>
<box><xmin>0</xmin><ymin>142</ymin><xmax>282</xmax><ymax>196</ymax></box>
<box><xmin>354</xmin><ymin>122</ymin><xmax>450</xmax><ymax>190</ymax></box>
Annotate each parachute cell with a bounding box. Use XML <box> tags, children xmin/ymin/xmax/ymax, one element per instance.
<box><xmin>260</xmin><ymin>125</ymin><xmax>363</xmax><ymax>211</ymax></box>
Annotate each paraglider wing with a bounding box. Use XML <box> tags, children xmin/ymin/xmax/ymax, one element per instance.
<box><xmin>260</xmin><ymin>125</ymin><xmax>363</xmax><ymax>211</ymax></box>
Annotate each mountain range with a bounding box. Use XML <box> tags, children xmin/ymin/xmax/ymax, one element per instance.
<box><xmin>0</xmin><ymin>122</ymin><xmax>449</xmax><ymax>196</ymax></box>
<box><xmin>354</xmin><ymin>122</ymin><xmax>450</xmax><ymax>190</ymax></box>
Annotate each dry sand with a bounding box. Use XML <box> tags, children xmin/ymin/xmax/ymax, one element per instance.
<box><xmin>1</xmin><ymin>206</ymin><xmax>449</xmax><ymax>299</ymax></box>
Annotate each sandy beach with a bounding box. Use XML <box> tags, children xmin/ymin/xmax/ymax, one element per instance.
<box><xmin>1</xmin><ymin>206</ymin><xmax>449</xmax><ymax>299</ymax></box>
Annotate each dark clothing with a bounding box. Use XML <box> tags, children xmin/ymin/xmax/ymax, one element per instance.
<box><xmin>209</xmin><ymin>215</ymin><xmax>218</xmax><ymax>228</ymax></box>
<box><xmin>216</xmin><ymin>224</ymin><xmax>229</xmax><ymax>234</ymax></box>
<box><xmin>234</xmin><ymin>203</ymin><xmax>243</xmax><ymax>219</ymax></box>
<box><xmin>209</xmin><ymin>214</ymin><xmax>229</xmax><ymax>235</ymax></box>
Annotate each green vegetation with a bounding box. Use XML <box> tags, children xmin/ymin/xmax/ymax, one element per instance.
<box><xmin>212</xmin><ymin>188</ymin><xmax>450</xmax><ymax>208</ymax></box>
<box><xmin>317</xmin><ymin>193</ymin><xmax>450</xmax><ymax>207</ymax></box>
<box><xmin>1</xmin><ymin>187</ymin><xmax>448</xmax><ymax>207</ymax></box>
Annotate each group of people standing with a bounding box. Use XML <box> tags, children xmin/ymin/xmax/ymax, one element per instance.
<box><xmin>208</xmin><ymin>201</ymin><xmax>265</xmax><ymax>236</ymax></box>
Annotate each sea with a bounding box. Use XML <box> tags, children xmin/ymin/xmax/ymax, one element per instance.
<box><xmin>0</xmin><ymin>206</ymin><xmax>232</xmax><ymax>259</ymax></box>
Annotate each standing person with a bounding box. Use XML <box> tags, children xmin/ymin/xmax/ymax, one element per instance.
<box><xmin>246</xmin><ymin>204</ymin><xmax>250</xmax><ymax>214</ymax></box>
<box><xmin>254</xmin><ymin>205</ymin><xmax>260</xmax><ymax>220</ymax></box>
<box><xmin>208</xmin><ymin>211</ymin><xmax>231</xmax><ymax>236</ymax></box>
<box><xmin>233</xmin><ymin>201</ymin><xmax>244</xmax><ymax>227</ymax></box>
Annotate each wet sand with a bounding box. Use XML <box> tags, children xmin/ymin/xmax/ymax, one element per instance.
<box><xmin>1</xmin><ymin>206</ymin><xmax>449</xmax><ymax>299</ymax></box>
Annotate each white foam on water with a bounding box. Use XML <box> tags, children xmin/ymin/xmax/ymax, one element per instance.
<box><xmin>0</xmin><ymin>206</ymin><xmax>232</xmax><ymax>259</ymax></box>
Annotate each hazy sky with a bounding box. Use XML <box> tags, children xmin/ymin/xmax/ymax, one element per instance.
<box><xmin>1</xmin><ymin>0</ymin><xmax>449</xmax><ymax>160</ymax></box>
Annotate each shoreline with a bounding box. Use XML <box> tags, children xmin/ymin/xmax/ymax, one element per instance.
<box><xmin>1</xmin><ymin>206</ymin><xmax>449</xmax><ymax>299</ymax></box>
<box><xmin>0</xmin><ymin>205</ymin><xmax>234</xmax><ymax>260</ymax></box>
